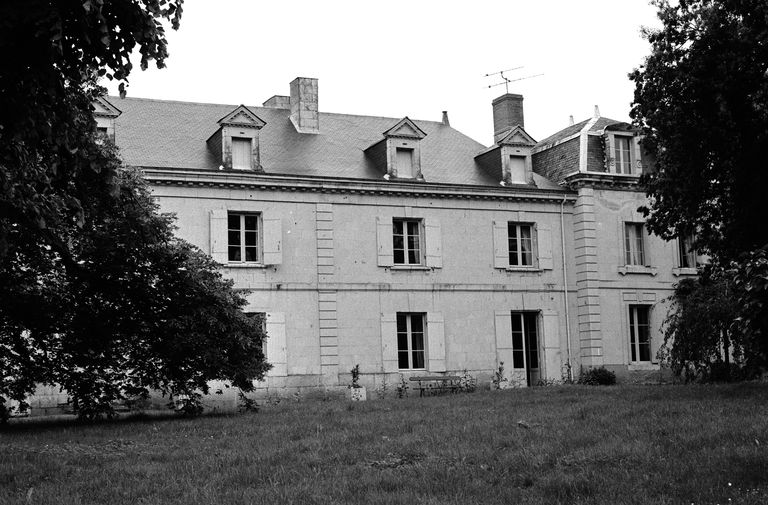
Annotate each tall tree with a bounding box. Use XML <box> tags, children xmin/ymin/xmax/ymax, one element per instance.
<box><xmin>629</xmin><ymin>0</ymin><xmax>768</xmax><ymax>260</ymax></box>
<box><xmin>0</xmin><ymin>1</ymin><xmax>271</xmax><ymax>419</ymax></box>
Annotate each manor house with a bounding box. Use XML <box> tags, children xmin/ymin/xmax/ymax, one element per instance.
<box><xmin>86</xmin><ymin>77</ymin><xmax>697</xmax><ymax>402</ymax></box>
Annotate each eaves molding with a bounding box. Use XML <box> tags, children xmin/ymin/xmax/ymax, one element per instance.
<box><xmin>138</xmin><ymin>167</ymin><xmax>577</xmax><ymax>204</ymax></box>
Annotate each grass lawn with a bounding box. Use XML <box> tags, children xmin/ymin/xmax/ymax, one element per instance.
<box><xmin>2</xmin><ymin>383</ymin><xmax>768</xmax><ymax>505</ymax></box>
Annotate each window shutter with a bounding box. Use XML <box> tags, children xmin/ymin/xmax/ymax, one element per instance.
<box><xmin>265</xmin><ymin>312</ymin><xmax>287</xmax><ymax>376</ymax></box>
<box><xmin>649</xmin><ymin>305</ymin><xmax>660</xmax><ymax>364</ymax></box>
<box><xmin>537</xmin><ymin>223</ymin><xmax>554</xmax><ymax>270</ymax></box>
<box><xmin>426</xmin><ymin>312</ymin><xmax>446</xmax><ymax>372</ymax></box>
<box><xmin>605</xmin><ymin>134</ymin><xmax>616</xmax><ymax>172</ymax></box>
<box><xmin>541</xmin><ymin>310</ymin><xmax>562</xmax><ymax>381</ymax></box>
<box><xmin>492</xmin><ymin>220</ymin><xmax>508</xmax><ymax>269</ymax></box>
<box><xmin>381</xmin><ymin>313</ymin><xmax>398</xmax><ymax>372</ymax></box>
<box><xmin>424</xmin><ymin>218</ymin><xmax>443</xmax><ymax>268</ymax></box>
<box><xmin>376</xmin><ymin>217</ymin><xmax>394</xmax><ymax>266</ymax></box>
<box><xmin>262</xmin><ymin>216</ymin><xmax>282</xmax><ymax>265</ymax></box>
<box><xmin>632</xmin><ymin>136</ymin><xmax>643</xmax><ymax>174</ymax></box>
<box><xmin>494</xmin><ymin>310</ymin><xmax>514</xmax><ymax>374</ymax></box>
<box><xmin>209</xmin><ymin>209</ymin><xmax>228</xmax><ymax>264</ymax></box>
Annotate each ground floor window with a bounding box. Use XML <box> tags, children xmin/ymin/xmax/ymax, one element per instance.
<box><xmin>397</xmin><ymin>313</ymin><xmax>425</xmax><ymax>369</ymax></box>
<box><xmin>629</xmin><ymin>305</ymin><xmax>651</xmax><ymax>362</ymax></box>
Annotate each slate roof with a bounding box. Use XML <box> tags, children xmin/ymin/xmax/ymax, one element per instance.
<box><xmin>534</xmin><ymin>117</ymin><xmax>630</xmax><ymax>149</ymax></box>
<box><xmin>111</xmin><ymin>96</ymin><xmax>561</xmax><ymax>190</ymax></box>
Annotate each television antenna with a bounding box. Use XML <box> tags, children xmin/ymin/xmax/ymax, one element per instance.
<box><xmin>484</xmin><ymin>67</ymin><xmax>544</xmax><ymax>94</ymax></box>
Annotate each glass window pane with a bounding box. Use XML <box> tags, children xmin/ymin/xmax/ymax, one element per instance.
<box><xmin>398</xmin><ymin>351</ymin><xmax>410</xmax><ymax>369</ymax></box>
<box><xmin>408</xmin><ymin>249</ymin><xmax>419</xmax><ymax>264</ymax></box>
<box><xmin>228</xmin><ymin>214</ymin><xmax>240</xmax><ymax>229</ymax></box>
<box><xmin>407</xmin><ymin>221</ymin><xmax>419</xmax><ymax>236</ymax></box>
<box><xmin>511</xmin><ymin>313</ymin><xmax>522</xmax><ymax>334</ymax></box>
<box><xmin>639</xmin><ymin>343</ymin><xmax>651</xmax><ymax>362</ymax></box>
<box><xmin>411</xmin><ymin>332</ymin><xmax>424</xmax><ymax>352</ymax></box>
<box><xmin>512</xmin><ymin>349</ymin><xmax>524</xmax><ymax>369</ymax></box>
<box><xmin>412</xmin><ymin>350</ymin><xmax>425</xmax><ymax>369</ymax></box>
<box><xmin>228</xmin><ymin>247</ymin><xmax>241</xmax><ymax>262</ymax></box>
<box><xmin>393</xmin><ymin>220</ymin><xmax>403</xmax><ymax>235</ymax></box>
<box><xmin>245</xmin><ymin>246</ymin><xmax>258</xmax><ymax>262</ymax></box>
<box><xmin>394</xmin><ymin>249</ymin><xmax>405</xmax><ymax>264</ymax></box>
<box><xmin>245</xmin><ymin>231</ymin><xmax>257</xmax><ymax>246</ymax></box>
<box><xmin>396</xmin><ymin>314</ymin><xmax>407</xmax><ymax>333</ymax></box>
<box><xmin>244</xmin><ymin>215</ymin><xmax>258</xmax><ymax>231</ymax></box>
<box><xmin>228</xmin><ymin>230</ymin><xmax>241</xmax><ymax>246</ymax></box>
<box><xmin>411</xmin><ymin>315</ymin><xmax>423</xmax><ymax>333</ymax></box>
<box><xmin>397</xmin><ymin>332</ymin><xmax>408</xmax><ymax>351</ymax></box>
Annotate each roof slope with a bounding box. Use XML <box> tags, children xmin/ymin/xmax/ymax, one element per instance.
<box><xmin>111</xmin><ymin>96</ymin><xmax>561</xmax><ymax>190</ymax></box>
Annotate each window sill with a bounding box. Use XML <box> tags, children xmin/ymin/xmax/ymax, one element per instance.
<box><xmin>389</xmin><ymin>265</ymin><xmax>433</xmax><ymax>271</ymax></box>
<box><xmin>225</xmin><ymin>262</ymin><xmax>267</xmax><ymax>269</ymax></box>
<box><xmin>672</xmin><ymin>267</ymin><xmax>698</xmax><ymax>276</ymax></box>
<box><xmin>618</xmin><ymin>265</ymin><xmax>658</xmax><ymax>276</ymax></box>
<box><xmin>504</xmin><ymin>266</ymin><xmax>543</xmax><ymax>273</ymax></box>
<box><xmin>628</xmin><ymin>363</ymin><xmax>659</xmax><ymax>371</ymax></box>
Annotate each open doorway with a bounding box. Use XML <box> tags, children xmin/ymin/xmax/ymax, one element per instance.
<box><xmin>511</xmin><ymin>311</ymin><xmax>540</xmax><ymax>386</ymax></box>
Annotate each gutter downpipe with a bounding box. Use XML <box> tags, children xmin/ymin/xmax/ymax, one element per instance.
<box><xmin>560</xmin><ymin>193</ymin><xmax>573</xmax><ymax>381</ymax></box>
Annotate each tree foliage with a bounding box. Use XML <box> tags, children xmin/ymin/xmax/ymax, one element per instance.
<box><xmin>1</xmin><ymin>1</ymin><xmax>271</xmax><ymax>420</ymax></box>
<box><xmin>630</xmin><ymin>0</ymin><xmax>768</xmax><ymax>260</ymax></box>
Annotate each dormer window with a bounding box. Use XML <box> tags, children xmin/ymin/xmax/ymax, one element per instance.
<box><xmin>207</xmin><ymin>105</ymin><xmax>266</xmax><ymax>172</ymax></box>
<box><xmin>604</xmin><ymin>127</ymin><xmax>643</xmax><ymax>175</ymax></box>
<box><xmin>396</xmin><ymin>148</ymin><xmax>415</xmax><ymax>178</ymax></box>
<box><xmin>231</xmin><ymin>137</ymin><xmax>253</xmax><ymax>170</ymax></box>
<box><xmin>365</xmin><ymin>117</ymin><xmax>427</xmax><ymax>181</ymax></box>
<box><xmin>475</xmin><ymin>125</ymin><xmax>537</xmax><ymax>186</ymax></box>
<box><xmin>92</xmin><ymin>96</ymin><xmax>121</xmax><ymax>141</ymax></box>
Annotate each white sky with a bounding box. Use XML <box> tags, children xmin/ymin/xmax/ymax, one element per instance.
<box><xmin>105</xmin><ymin>0</ymin><xmax>661</xmax><ymax>146</ymax></box>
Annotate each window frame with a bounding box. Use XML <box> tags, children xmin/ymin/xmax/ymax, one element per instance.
<box><xmin>231</xmin><ymin>136</ymin><xmax>253</xmax><ymax>170</ymax></box>
<box><xmin>392</xmin><ymin>218</ymin><xmax>424</xmax><ymax>266</ymax></box>
<box><xmin>396</xmin><ymin>312</ymin><xmax>427</xmax><ymax>370</ymax></box>
<box><xmin>227</xmin><ymin>212</ymin><xmax>262</xmax><ymax>264</ymax></box>
<box><xmin>624</xmin><ymin>222</ymin><xmax>646</xmax><ymax>266</ymax></box>
<box><xmin>395</xmin><ymin>147</ymin><xmax>415</xmax><ymax>178</ymax></box>
<box><xmin>507</xmin><ymin>222</ymin><xmax>535</xmax><ymax>268</ymax></box>
<box><xmin>677</xmin><ymin>233</ymin><xmax>698</xmax><ymax>269</ymax></box>
<box><xmin>613</xmin><ymin>134</ymin><xmax>634</xmax><ymax>175</ymax></box>
<box><xmin>628</xmin><ymin>304</ymin><xmax>652</xmax><ymax>364</ymax></box>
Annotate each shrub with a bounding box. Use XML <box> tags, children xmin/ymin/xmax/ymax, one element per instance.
<box><xmin>578</xmin><ymin>366</ymin><xmax>616</xmax><ymax>386</ymax></box>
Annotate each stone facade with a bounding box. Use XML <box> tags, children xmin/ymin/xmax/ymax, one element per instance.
<box><xmin>17</xmin><ymin>78</ymin><xmax>687</xmax><ymax>417</ymax></box>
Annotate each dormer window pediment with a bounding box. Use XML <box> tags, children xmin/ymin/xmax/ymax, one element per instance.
<box><xmin>92</xmin><ymin>96</ymin><xmax>121</xmax><ymax>141</ymax></box>
<box><xmin>382</xmin><ymin>117</ymin><xmax>427</xmax><ymax>140</ymax></box>
<box><xmin>207</xmin><ymin>105</ymin><xmax>266</xmax><ymax>172</ymax></box>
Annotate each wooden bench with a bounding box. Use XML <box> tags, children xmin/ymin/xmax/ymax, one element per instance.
<box><xmin>409</xmin><ymin>376</ymin><xmax>461</xmax><ymax>397</ymax></box>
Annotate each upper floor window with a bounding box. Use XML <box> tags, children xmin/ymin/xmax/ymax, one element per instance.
<box><xmin>508</xmin><ymin>223</ymin><xmax>534</xmax><ymax>267</ymax></box>
<box><xmin>231</xmin><ymin>137</ymin><xmax>253</xmax><ymax>170</ymax></box>
<box><xmin>614</xmin><ymin>136</ymin><xmax>633</xmax><ymax>174</ymax></box>
<box><xmin>395</xmin><ymin>148</ymin><xmax>415</xmax><ymax>178</ymax></box>
<box><xmin>629</xmin><ymin>305</ymin><xmax>651</xmax><ymax>363</ymax></box>
<box><xmin>228</xmin><ymin>212</ymin><xmax>260</xmax><ymax>263</ymax></box>
<box><xmin>624</xmin><ymin>223</ymin><xmax>646</xmax><ymax>266</ymax></box>
<box><xmin>678</xmin><ymin>233</ymin><xmax>698</xmax><ymax>269</ymax></box>
<box><xmin>397</xmin><ymin>313</ymin><xmax>426</xmax><ymax>370</ymax></box>
<box><xmin>393</xmin><ymin>218</ymin><xmax>422</xmax><ymax>265</ymax></box>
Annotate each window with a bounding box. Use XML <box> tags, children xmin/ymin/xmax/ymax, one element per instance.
<box><xmin>508</xmin><ymin>223</ymin><xmax>534</xmax><ymax>267</ymax></box>
<box><xmin>678</xmin><ymin>233</ymin><xmax>698</xmax><ymax>269</ymax></box>
<box><xmin>629</xmin><ymin>305</ymin><xmax>651</xmax><ymax>363</ymax></box>
<box><xmin>397</xmin><ymin>313</ymin><xmax>426</xmax><ymax>369</ymax></box>
<box><xmin>395</xmin><ymin>148</ymin><xmax>414</xmax><ymax>178</ymax></box>
<box><xmin>231</xmin><ymin>137</ymin><xmax>252</xmax><ymax>170</ymax></box>
<box><xmin>508</xmin><ymin>156</ymin><xmax>526</xmax><ymax>184</ymax></box>
<box><xmin>393</xmin><ymin>218</ymin><xmax>422</xmax><ymax>265</ymax></box>
<box><xmin>228</xmin><ymin>213</ymin><xmax>260</xmax><ymax>263</ymax></box>
<box><xmin>624</xmin><ymin>223</ymin><xmax>646</xmax><ymax>266</ymax></box>
<box><xmin>614</xmin><ymin>136</ymin><xmax>633</xmax><ymax>174</ymax></box>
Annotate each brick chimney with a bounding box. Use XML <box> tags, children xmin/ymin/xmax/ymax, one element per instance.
<box><xmin>289</xmin><ymin>77</ymin><xmax>319</xmax><ymax>134</ymax></box>
<box><xmin>492</xmin><ymin>93</ymin><xmax>524</xmax><ymax>144</ymax></box>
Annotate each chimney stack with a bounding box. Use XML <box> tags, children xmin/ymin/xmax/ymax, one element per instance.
<box><xmin>569</xmin><ymin>115</ymin><xmax>575</xmax><ymax>126</ymax></box>
<box><xmin>441</xmin><ymin>111</ymin><xmax>450</xmax><ymax>126</ymax></box>
<box><xmin>290</xmin><ymin>77</ymin><xmax>319</xmax><ymax>134</ymax></box>
<box><xmin>492</xmin><ymin>93</ymin><xmax>524</xmax><ymax>144</ymax></box>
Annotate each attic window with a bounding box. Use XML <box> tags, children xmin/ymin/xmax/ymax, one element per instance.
<box><xmin>396</xmin><ymin>148</ymin><xmax>415</xmax><ymax>178</ymax></box>
<box><xmin>231</xmin><ymin>137</ymin><xmax>252</xmax><ymax>170</ymax></box>
<box><xmin>509</xmin><ymin>155</ymin><xmax>526</xmax><ymax>183</ymax></box>
<box><xmin>614</xmin><ymin>136</ymin><xmax>632</xmax><ymax>174</ymax></box>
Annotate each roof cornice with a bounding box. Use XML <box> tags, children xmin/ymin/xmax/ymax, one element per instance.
<box><xmin>139</xmin><ymin>167</ymin><xmax>576</xmax><ymax>203</ymax></box>
<box><xmin>563</xmin><ymin>172</ymin><xmax>644</xmax><ymax>191</ymax></box>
